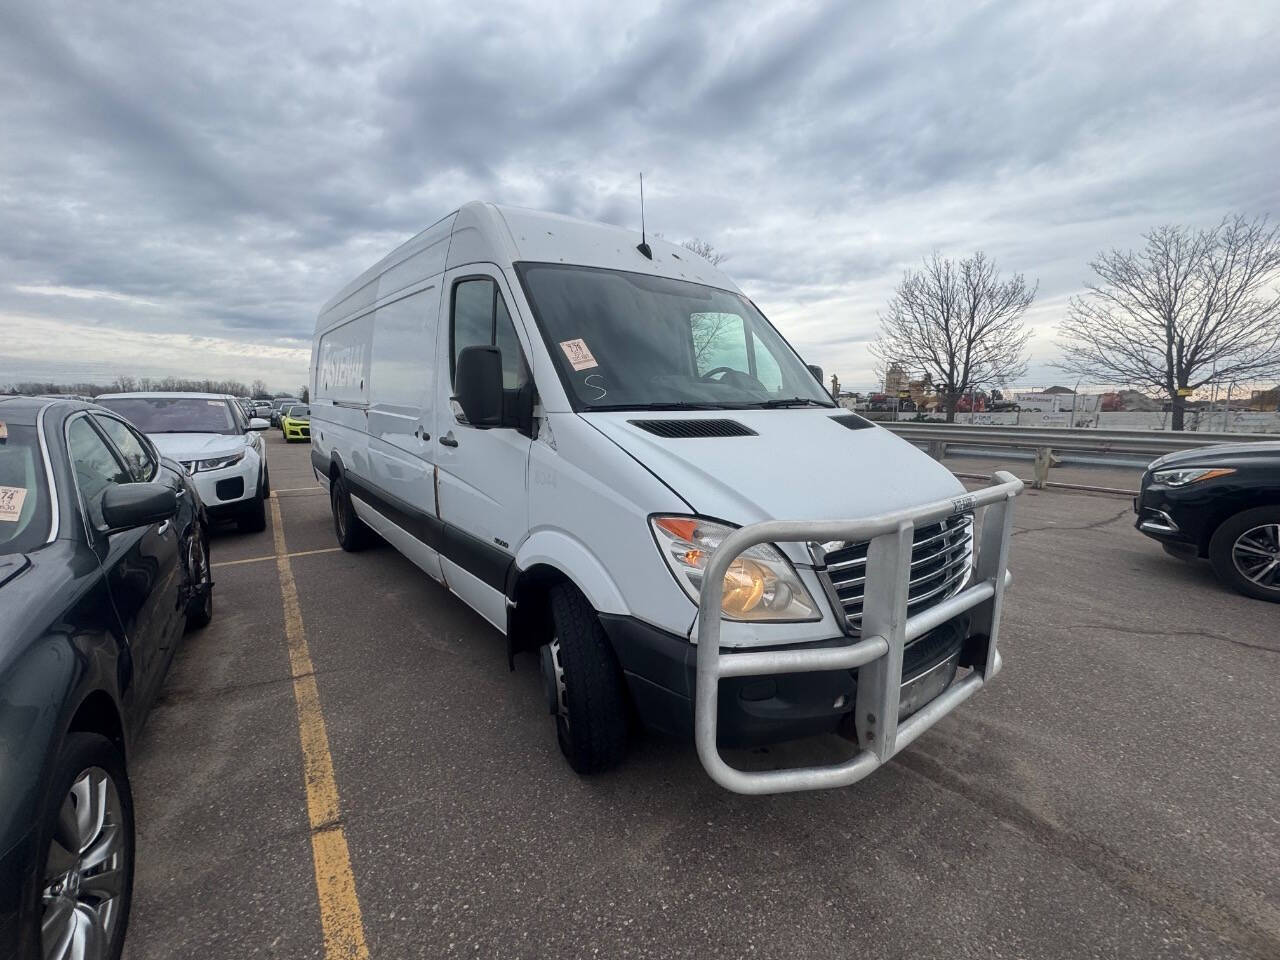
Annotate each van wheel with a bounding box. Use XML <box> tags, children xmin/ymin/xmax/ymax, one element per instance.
<box><xmin>544</xmin><ymin>584</ymin><xmax>629</xmax><ymax>774</ymax></box>
<box><xmin>1209</xmin><ymin>507</ymin><xmax>1280</xmax><ymax>603</ymax></box>
<box><xmin>36</xmin><ymin>733</ymin><xmax>135</xmax><ymax>960</ymax></box>
<box><xmin>330</xmin><ymin>474</ymin><xmax>372</xmax><ymax>551</ymax></box>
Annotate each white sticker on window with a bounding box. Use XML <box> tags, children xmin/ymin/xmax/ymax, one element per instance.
<box><xmin>207</xmin><ymin>400</ymin><xmax>223</xmax><ymax>406</ymax></box>
<box><xmin>559</xmin><ymin>338</ymin><xmax>598</xmax><ymax>371</ymax></box>
<box><xmin>0</xmin><ymin>485</ymin><xmax>27</xmax><ymax>522</ymax></box>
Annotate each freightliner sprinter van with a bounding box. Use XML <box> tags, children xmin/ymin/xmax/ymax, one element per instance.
<box><xmin>310</xmin><ymin>202</ymin><xmax>1022</xmax><ymax>794</ymax></box>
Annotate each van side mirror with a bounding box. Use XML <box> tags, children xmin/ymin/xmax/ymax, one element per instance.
<box><xmin>807</xmin><ymin>364</ymin><xmax>824</xmax><ymax>385</ymax></box>
<box><xmin>101</xmin><ymin>483</ymin><xmax>178</xmax><ymax>530</ymax></box>
<box><xmin>454</xmin><ymin>345</ymin><xmax>504</xmax><ymax>427</ymax></box>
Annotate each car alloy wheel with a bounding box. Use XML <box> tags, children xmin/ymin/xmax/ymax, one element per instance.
<box><xmin>1232</xmin><ymin>522</ymin><xmax>1280</xmax><ymax>590</ymax></box>
<box><xmin>41</xmin><ymin>767</ymin><xmax>128</xmax><ymax>960</ymax></box>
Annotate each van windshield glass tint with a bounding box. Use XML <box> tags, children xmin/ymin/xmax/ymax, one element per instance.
<box><xmin>516</xmin><ymin>264</ymin><xmax>832</xmax><ymax>410</ymax></box>
<box><xmin>96</xmin><ymin>397</ymin><xmax>239</xmax><ymax>435</ymax></box>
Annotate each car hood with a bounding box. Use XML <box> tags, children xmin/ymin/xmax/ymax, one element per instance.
<box><xmin>581</xmin><ymin>409</ymin><xmax>967</xmax><ymax>559</ymax></box>
<box><xmin>148</xmin><ymin>433</ymin><xmax>246</xmax><ymax>461</ymax></box>
<box><xmin>1148</xmin><ymin>441</ymin><xmax>1280</xmax><ymax>470</ymax></box>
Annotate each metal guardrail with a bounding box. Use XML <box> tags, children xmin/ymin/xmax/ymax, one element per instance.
<box><xmin>882</xmin><ymin>422</ymin><xmax>1277</xmax><ymax>488</ymax></box>
<box><xmin>694</xmin><ymin>471</ymin><xmax>1023</xmax><ymax>794</ymax></box>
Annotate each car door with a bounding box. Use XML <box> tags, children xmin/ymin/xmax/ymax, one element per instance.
<box><xmin>433</xmin><ymin>267</ymin><xmax>533</xmax><ymax>630</ymax></box>
<box><xmin>93</xmin><ymin>412</ymin><xmax>186</xmax><ymax>654</ymax></box>
<box><xmin>66</xmin><ymin>415</ymin><xmax>180</xmax><ymax>716</ymax></box>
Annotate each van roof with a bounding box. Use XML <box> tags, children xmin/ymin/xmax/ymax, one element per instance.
<box><xmin>318</xmin><ymin>201</ymin><xmax>741</xmax><ymax>327</ymax></box>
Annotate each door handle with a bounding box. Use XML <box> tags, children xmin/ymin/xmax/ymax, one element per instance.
<box><xmin>440</xmin><ymin>431</ymin><xmax>459</xmax><ymax>448</ymax></box>
<box><xmin>157</xmin><ymin>520</ymin><xmax>171</xmax><ymax>535</ymax></box>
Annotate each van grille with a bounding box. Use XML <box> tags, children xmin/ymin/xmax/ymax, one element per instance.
<box><xmin>628</xmin><ymin>419</ymin><xmax>757</xmax><ymax>438</ymax></box>
<box><xmin>822</xmin><ymin>513</ymin><xmax>974</xmax><ymax>634</ymax></box>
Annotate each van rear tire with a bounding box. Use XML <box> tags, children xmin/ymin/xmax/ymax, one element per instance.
<box><xmin>546</xmin><ymin>583</ymin><xmax>629</xmax><ymax>774</ymax></box>
<box><xmin>330</xmin><ymin>474</ymin><xmax>373</xmax><ymax>551</ymax></box>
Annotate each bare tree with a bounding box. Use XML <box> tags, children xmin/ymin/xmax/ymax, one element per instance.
<box><xmin>1057</xmin><ymin>215</ymin><xmax>1280</xmax><ymax>430</ymax></box>
<box><xmin>871</xmin><ymin>252</ymin><xmax>1035</xmax><ymax>421</ymax></box>
<box><xmin>682</xmin><ymin>237</ymin><xmax>725</xmax><ymax>266</ymax></box>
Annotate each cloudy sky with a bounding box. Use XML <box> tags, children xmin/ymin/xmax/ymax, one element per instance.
<box><xmin>2</xmin><ymin>0</ymin><xmax>1278</xmax><ymax>392</ymax></box>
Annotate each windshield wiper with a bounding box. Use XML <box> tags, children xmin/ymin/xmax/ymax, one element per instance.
<box><xmin>752</xmin><ymin>397</ymin><xmax>833</xmax><ymax>409</ymax></box>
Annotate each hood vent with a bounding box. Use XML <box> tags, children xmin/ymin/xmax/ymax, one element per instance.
<box><xmin>831</xmin><ymin>413</ymin><xmax>874</xmax><ymax>430</ymax></box>
<box><xmin>629</xmin><ymin>419</ymin><xmax>757</xmax><ymax>439</ymax></box>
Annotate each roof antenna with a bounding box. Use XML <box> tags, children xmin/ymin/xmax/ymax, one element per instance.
<box><xmin>636</xmin><ymin>172</ymin><xmax>653</xmax><ymax>260</ymax></box>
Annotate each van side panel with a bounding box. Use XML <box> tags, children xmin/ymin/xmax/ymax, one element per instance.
<box><xmin>366</xmin><ymin>281</ymin><xmax>445</xmax><ymax>582</ymax></box>
<box><xmin>313</xmin><ymin>312</ymin><xmax>374</xmax><ymax>481</ymax></box>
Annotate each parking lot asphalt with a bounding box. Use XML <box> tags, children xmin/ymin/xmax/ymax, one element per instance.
<box><xmin>121</xmin><ymin>432</ymin><xmax>1279</xmax><ymax>960</ymax></box>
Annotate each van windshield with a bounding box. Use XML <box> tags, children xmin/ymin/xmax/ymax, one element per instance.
<box><xmin>515</xmin><ymin>263</ymin><xmax>833</xmax><ymax>411</ymax></box>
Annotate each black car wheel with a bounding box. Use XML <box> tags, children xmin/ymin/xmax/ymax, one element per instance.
<box><xmin>37</xmin><ymin>733</ymin><xmax>135</xmax><ymax>960</ymax></box>
<box><xmin>237</xmin><ymin>468</ymin><xmax>269</xmax><ymax>534</ymax></box>
<box><xmin>184</xmin><ymin>525</ymin><xmax>214</xmax><ymax>630</ymax></box>
<box><xmin>1209</xmin><ymin>506</ymin><xmax>1280</xmax><ymax>603</ymax></box>
<box><xmin>330</xmin><ymin>474</ymin><xmax>372</xmax><ymax>551</ymax></box>
<box><xmin>543</xmin><ymin>583</ymin><xmax>629</xmax><ymax>774</ymax></box>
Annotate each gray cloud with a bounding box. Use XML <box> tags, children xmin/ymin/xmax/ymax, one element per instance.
<box><xmin>2</xmin><ymin>0</ymin><xmax>1278</xmax><ymax>390</ymax></box>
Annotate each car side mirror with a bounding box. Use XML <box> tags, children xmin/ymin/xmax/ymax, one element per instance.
<box><xmin>248</xmin><ymin>418</ymin><xmax>269</xmax><ymax>430</ymax></box>
<box><xmin>454</xmin><ymin>345</ymin><xmax>504</xmax><ymax>427</ymax></box>
<box><xmin>101</xmin><ymin>483</ymin><xmax>178</xmax><ymax>530</ymax></box>
<box><xmin>807</xmin><ymin>364</ymin><xmax>824</xmax><ymax>385</ymax></box>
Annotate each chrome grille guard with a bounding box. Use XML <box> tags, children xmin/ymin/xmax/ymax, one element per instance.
<box><xmin>694</xmin><ymin>472</ymin><xmax>1023</xmax><ymax>794</ymax></box>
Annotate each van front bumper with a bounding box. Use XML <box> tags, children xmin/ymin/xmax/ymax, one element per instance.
<box><xmin>600</xmin><ymin>614</ymin><xmax>974</xmax><ymax>749</ymax></box>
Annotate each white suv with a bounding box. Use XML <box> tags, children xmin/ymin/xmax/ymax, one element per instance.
<box><xmin>96</xmin><ymin>392</ymin><xmax>271</xmax><ymax>532</ymax></box>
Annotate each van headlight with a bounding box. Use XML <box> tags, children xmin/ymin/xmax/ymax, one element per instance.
<box><xmin>650</xmin><ymin>516</ymin><xmax>820</xmax><ymax>622</ymax></box>
<box><xmin>195</xmin><ymin>451</ymin><xmax>245</xmax><ymax>472</ymax></box>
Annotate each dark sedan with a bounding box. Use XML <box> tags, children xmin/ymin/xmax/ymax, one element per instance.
<box><xmin>0</xmin><ymin>396</ymin><xmax>214</xmax><ymax>960</ymax></box>
<box><xmin>1135</xmin><ymin>441</ymin><xmax>1280</xmax><ymax>602</ymax></box>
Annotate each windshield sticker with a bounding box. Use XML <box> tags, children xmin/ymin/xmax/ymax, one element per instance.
<box><xmin>0</xmin><ymin>485</ymin><xmax>27</xmax><ymax>522</ymax></box>
<box><xmin>207</xmin><ymin>400</ymin><xmax>223</xmax><ymax>406</ymax></box>
<box><xmin>559</xmin><ymin>338</ymin><xmax>598</xmax><ymax>371</ymax></box>
<box><xmin>0</xmin><ymin>420</ymin><xmax>7</xmax><ymax>440</ymax></box>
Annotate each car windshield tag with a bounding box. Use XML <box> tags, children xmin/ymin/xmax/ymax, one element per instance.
<box><xmin>559</xmin><ymin>338</ymin><xmax>598</xmax><ymax>371</ymax></box>
<box><xmin>0</xmin><ymin>485</ymin><xmax>28</xmax><ymax>522</ymax></box>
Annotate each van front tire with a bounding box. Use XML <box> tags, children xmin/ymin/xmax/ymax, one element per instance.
<box><xmin>546</xmin><ymin>584</ymin><xmax>629</xmax><ymax>774</ymax></box>
<box><xmin>330</xmin><ymin>474</ymin><xmax>373</xmax><ymax>551</ymax></box>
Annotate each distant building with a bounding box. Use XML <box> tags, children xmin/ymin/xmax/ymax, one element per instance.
<box><xmin>884</xmin><ymin>364</ymin><xmax>908</xmax><ymax>396</ymax></box>
<box><xmin>1248</xmin><ymin>386</ymin><xmax>1279</xmax><ymax>411</ymax></box>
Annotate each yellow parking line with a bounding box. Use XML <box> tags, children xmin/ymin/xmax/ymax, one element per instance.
<box><xmin>269</xmin><ymin>497</ymin><xmax>370</xmax><ymax>960</ymax></box>
<box><xmin>213</xmin><ymin>547</ymin><xmax>341</xmax><ymax>569</ymax></box>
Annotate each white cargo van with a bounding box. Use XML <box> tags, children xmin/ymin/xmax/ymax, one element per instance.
<box><xmin>310</xmin><ymin>202</ymin><xmax>1022</xmax><ymax>794</ymax></box>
